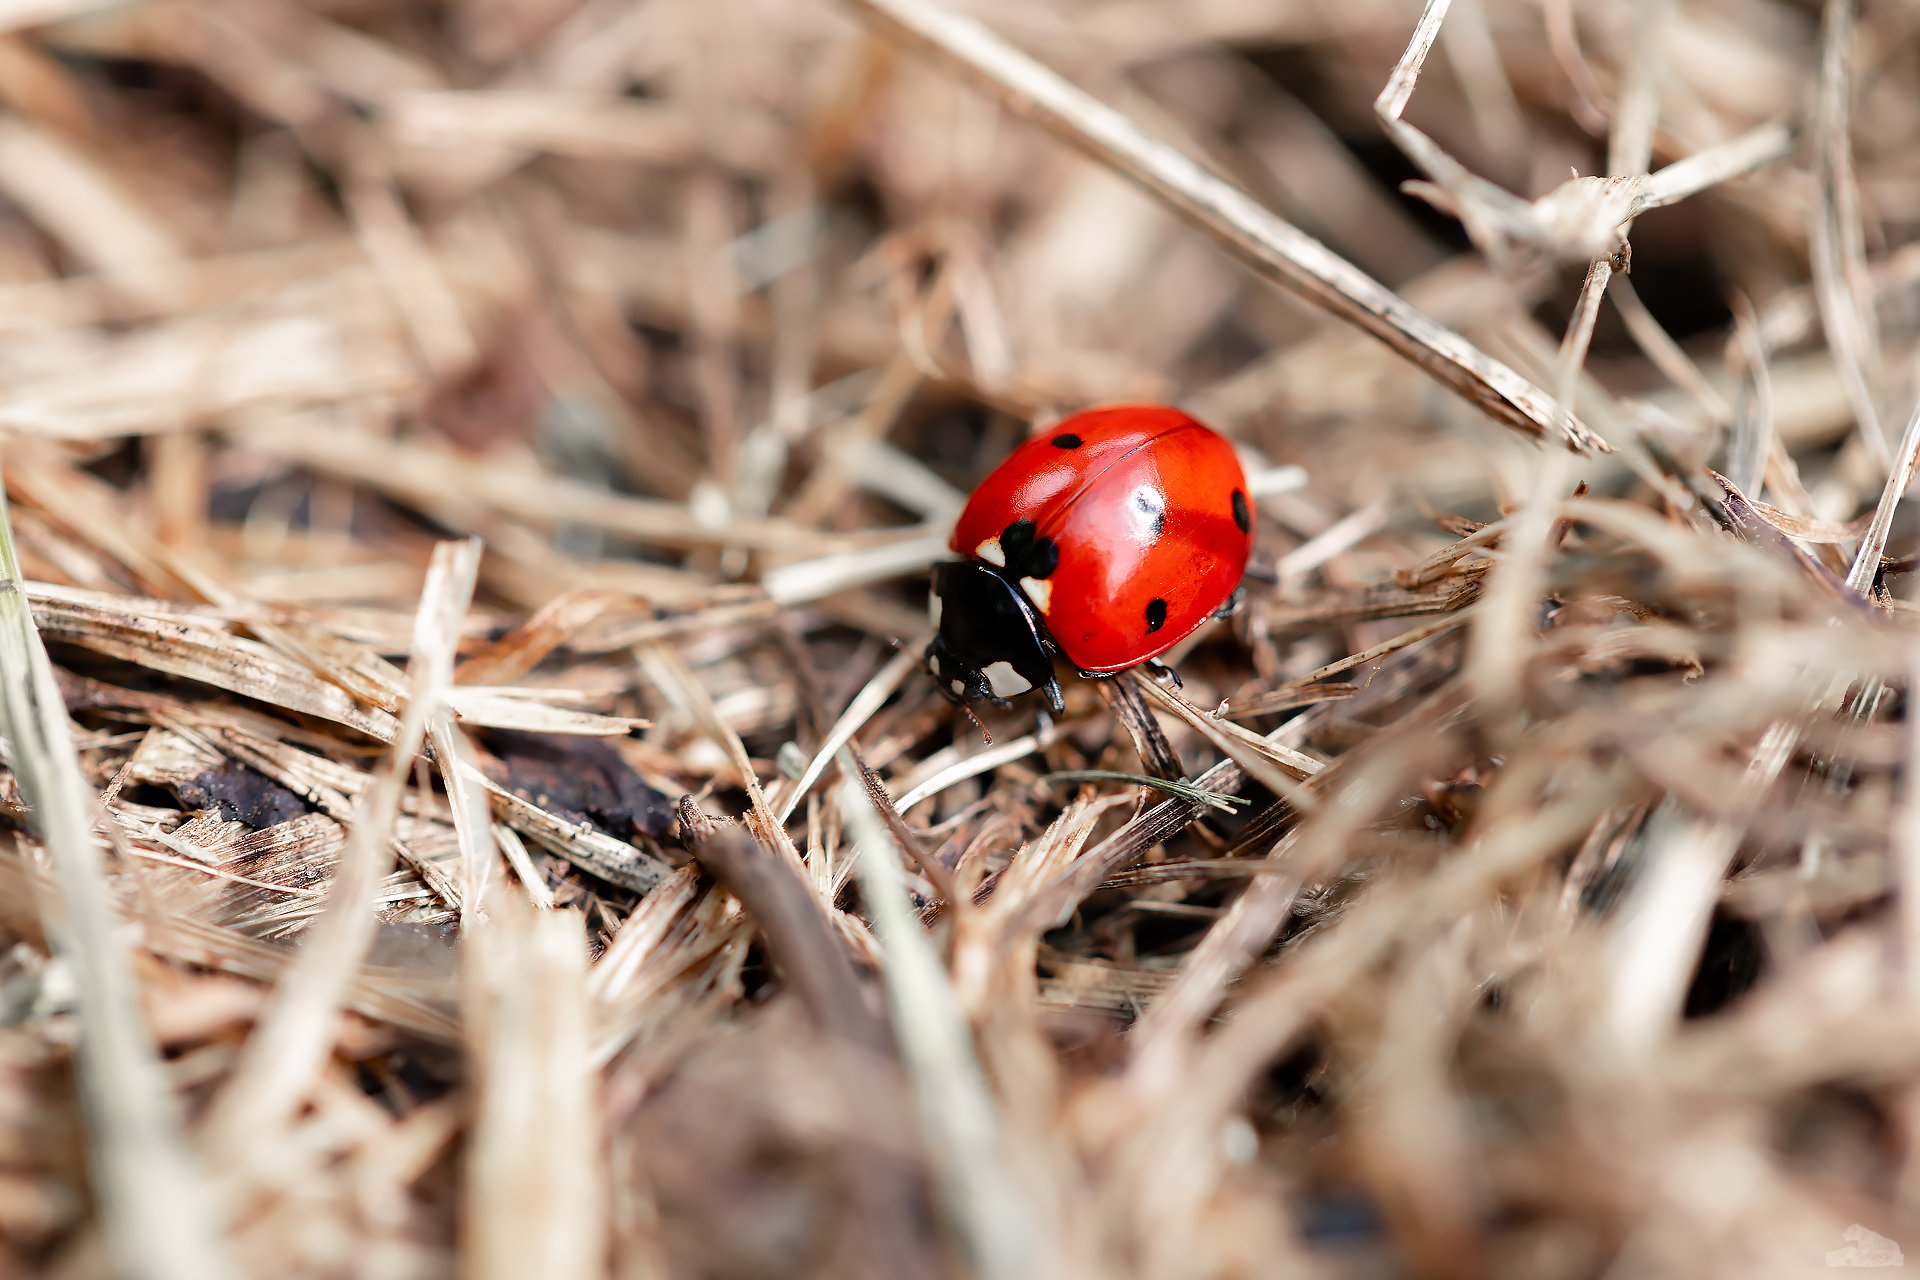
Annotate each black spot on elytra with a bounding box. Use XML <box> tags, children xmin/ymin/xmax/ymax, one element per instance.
<box><xmin>1231</xmin><ymin>488</ymin><xmax>1251</xmax><ymax>535</ymax></box>
<box><xmin>1000</xmin><ymin>518</ymin><xmax>1059</xmax><ymax>578</ymax></box>
<box><xmin>1052</xmin><ymin>432</ymin><xmax>1082</xmax><ymax>449</ymax></box>
<box><xmin>1134</xmin><ymin>487</ymin><xmax>1166</xmax><ymax>538</ymax></box>
<box><xmin>1145</xmin><ymin>598</ymin><xmax>1168</xmax><ymax>633</ymax></box>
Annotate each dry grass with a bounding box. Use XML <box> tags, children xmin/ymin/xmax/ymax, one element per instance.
<box><xmin>0</xmin><ymin>0</ymin><xmax>1915</xmax><ymax>1277</ymax></box>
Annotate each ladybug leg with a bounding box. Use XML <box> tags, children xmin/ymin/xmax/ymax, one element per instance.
<box><xmin>1040</xmin><ymin>675</ymin><xmax>1065</xmax><ymax>715</ymax></box>
<box><xmin>1143</xmin><ymin>658</ymin><xmax>1183</xmax><ymax>690</ymax></box>
<box><xmin>1211</xmin><ymin>585</ymin><xmax>1246</xmax><ymax>620</ymax></box>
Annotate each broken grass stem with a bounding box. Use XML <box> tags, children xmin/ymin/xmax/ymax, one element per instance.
<box><xmin>842</xmin><ymin>0</ymin><xmax>1604</xmax><ymax>453</ymax></box>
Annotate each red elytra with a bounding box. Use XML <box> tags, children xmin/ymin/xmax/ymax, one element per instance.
<box><xmin>925</xmin><ymin>404</ymin><xmax>1253</xmax><ymax>711</ymax></box>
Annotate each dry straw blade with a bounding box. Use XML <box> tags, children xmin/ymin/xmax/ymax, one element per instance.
<box><xmin>839</xmin><ymin>776</ymin><xmax>1039</xmax><ymax>1280</ymax></box>
<box><xmin>844</xmin><ymin>0</ymin><xmax>1607</xmax><ymax>453</ymax></box>
<box><xmin>0</xmin><ymin>486</ymin><xmax>237</xmax><ymax>1280</ymax></box>
<box><xmin>462</xmin><ymin>896</ymin><xmax>602</xmax><ymax>1280</ymax></box>
<box><xmin>198</xmin><ymin>539</ymin><xmax>482</xmax><ymax>1162</ymax></box>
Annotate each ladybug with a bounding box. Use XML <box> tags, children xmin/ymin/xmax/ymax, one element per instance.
<box><xmin>926</xmin><ymin>404</ymin><xmax>1254</xmax><ymax>714</ymax></box>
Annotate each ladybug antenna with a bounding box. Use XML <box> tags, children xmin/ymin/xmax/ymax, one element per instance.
<box><xmin>960</xmin><ymin>701</ymin><xmax>992</xmax><ymax>744</ymax></box>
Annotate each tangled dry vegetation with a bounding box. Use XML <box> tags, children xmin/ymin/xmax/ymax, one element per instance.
<box><xmin>0</xmin><ymin>0</ymin><xmax>1916</xmax><ymax>1276</ymax></box>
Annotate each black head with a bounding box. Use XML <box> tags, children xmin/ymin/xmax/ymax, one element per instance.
<box><xmin>925</xmin><ymin>561</ymin><xmax>1064</xmax><ymax>713</ymax></box>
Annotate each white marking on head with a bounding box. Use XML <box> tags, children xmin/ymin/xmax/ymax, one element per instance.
<box><xmin>950</xmin><ymin>679</ymin><xmax>967</xmax><ymax>696</ymax></box>
<box><xmin>982</xmin><ymin>661</ymin><xmax>1031</xmax><ymax>699</ymax></box>
<box><xmin>1019</xmin><ymin>576</ymin><xmax>1052</xmax><ymax>614</ymax></box>
<box><xmin>929</xmin><ymin>589</ymin><xmax>943</xmax><ymax>628</ymax></box>
<box><xmin>974</xmin><ymin>537</ymin><xmax>1006</xmax><ymax>566</ymax></box>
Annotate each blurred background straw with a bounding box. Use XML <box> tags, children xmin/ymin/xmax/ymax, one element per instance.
<box><xmin>0</xmin><ymin>0</ymin><xmax>1916</xmax><ymax>1276</ymax></box>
